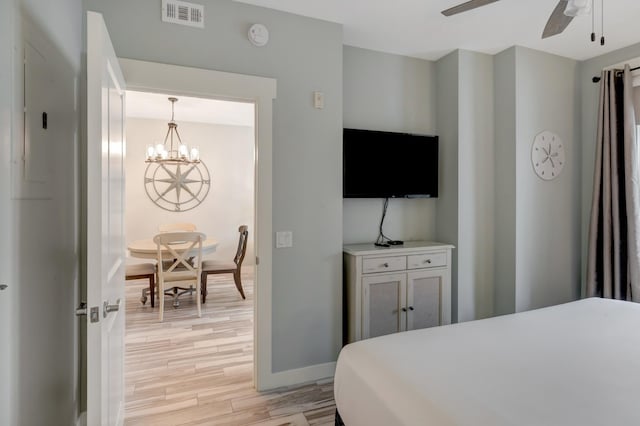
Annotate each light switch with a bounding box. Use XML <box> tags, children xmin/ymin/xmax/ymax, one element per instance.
<box><xmin>313</xmin><ymin>91</ymin><xmax>324</xmax><ymax>109</ymax></box>
<box><xmin>276</xmin><ymin>231</ymin><xmax>293</xmax><ymax>248</ymax></box>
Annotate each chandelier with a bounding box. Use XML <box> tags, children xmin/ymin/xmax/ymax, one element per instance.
<box><xmin>145</xmin><ymin>97</ymin><xmax>200</xmax><ymax>164</ymax></box>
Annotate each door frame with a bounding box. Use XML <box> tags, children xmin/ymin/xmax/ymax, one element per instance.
<box><xmin>118</xmin><ymin>58</ymin><xmax>276</xmax><ymax>390</ymax></box>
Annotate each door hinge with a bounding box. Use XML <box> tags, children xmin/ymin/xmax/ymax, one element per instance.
<box><xmin>256</xmin><ymin>256</ymin><xmax>260</xmax><ymax>265</ymax></box>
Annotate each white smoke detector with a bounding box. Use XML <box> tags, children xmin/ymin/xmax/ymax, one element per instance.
<box><xmin>248</xmin><ymin>24</ymin><xmax>269</xmax><ymax>47</ymax></box>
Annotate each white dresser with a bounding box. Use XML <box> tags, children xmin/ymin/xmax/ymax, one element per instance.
<box><xmin>343</xmin><ymin>241</ymin><xmax>454</xmax><ymax>344</ymax></box>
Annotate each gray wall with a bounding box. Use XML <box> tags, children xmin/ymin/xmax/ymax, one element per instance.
<box><xmin>494</xmin><ymin>47</ymin><xmax>581</xmax><ymax>314</ymax></box>
<box><xmin>84</xmin><ymin>0</ymin><xmax>344</xmax><ymax>373</ymax></box>
<box><xmin>342</xmin><ymin>46</ymin><xmax>437</xmax><ymax>244</ymax></box>
<box><xmin>435</xmin><ymin>50</ymin><xmax>496</xmax><ymax>323</ymax></box>
<box><xmin>457</xmin><ymin>50</ymin><xmax>495</xmax><ymax>321</ymax></box>
<box><xmin>514</xmin><ymin>47</ymin><xmax>581</xmax><ymax>311</ymax></box>
<box><xmin>435</xmin><ymin>51</ymin><xmax>460</xmax><ymax>321</ymax></box>
<box><xmin>579</xmin><ymin>42</ymin><xmax>640</xmax><ymax>295</ymax></box>
<box><xmin>493</xmin><ymin>48</ymin><xmax>517</xmax><ymax>315</ymax></box>
<box><xmin>2</xmin><ymin>0</ymin><xmax>83</xmax><ymax>425</ymax></box>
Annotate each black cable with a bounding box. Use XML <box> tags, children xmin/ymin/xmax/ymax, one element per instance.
<box><xmin>375</xmin><ymin>198</ymin><xmax>390</xmax><ymax>246</ymax></box>
<box><xmin>375</xmin><ymin>198</ymin><xmax>403</xmax><ymax>246</ymax></box>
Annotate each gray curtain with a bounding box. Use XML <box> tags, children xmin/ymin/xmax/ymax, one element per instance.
<box><xmin>587</xmin><ymin>65</ymin><xmax>640</xmax><ymax>301</ymax></box>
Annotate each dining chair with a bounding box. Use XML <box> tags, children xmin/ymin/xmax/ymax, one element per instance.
<box><xmin>200</xmin><ymin>225</ymin><xmax>248</xmax><ymax>302</ymax></box>
<box><xmin>125</xmin><ymin>263</ymin><xmax>156</xmax><ymax>307</ymax></box>
<box><xmin>154</xmin><ymin>231</ymin><xmax>205</xmax><ymax>321</ymax></box>
<box><xmin>158</xmin><ymin>222</ymin><xmax>197</xmax><ymax>232</ymax></box>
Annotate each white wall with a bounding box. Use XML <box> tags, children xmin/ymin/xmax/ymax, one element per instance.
<box><xmin>125</xmin><ymin>117</ymin><xmax>255</xmax><ymax>264</ymax></box>
<box><xmin>343</xmin><ymin>46</ymin><xmax>437</xmax><ymax>244</ymax></box>
<box><xmin>86</xmin><ymin>0</ymin><xmax>343</xmax><ymax>374</ymax></box>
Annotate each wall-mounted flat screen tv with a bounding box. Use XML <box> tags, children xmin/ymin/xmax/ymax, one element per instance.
<box><xmin>343</xmin><ymin>128</ymin><xmax>438</xmax><ymax>198</ymax></box>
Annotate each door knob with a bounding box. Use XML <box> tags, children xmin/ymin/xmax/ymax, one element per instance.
<box><xmin>103</xmin><ymin>299</ymin><xmax>121</xmax><ymax>318</ymax></box>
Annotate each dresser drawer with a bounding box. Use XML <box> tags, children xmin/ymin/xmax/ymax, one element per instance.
<box><xmin>407</xmin><ymin>252</ymin><xmax>447</xmax><ymax>269</ymax></box>
<box><xmin>362</xmin><ymin>256</ymin><xmax>406</xmax><ymax>274</ymax></box>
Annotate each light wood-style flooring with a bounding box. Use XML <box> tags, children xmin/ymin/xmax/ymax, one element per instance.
<box><xmin>124</xmin><ymin>268</ymin><xmax>336</xmax><ymax>426</ymax></box>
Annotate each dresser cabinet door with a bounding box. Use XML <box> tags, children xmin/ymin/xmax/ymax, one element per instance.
<box><xmin>406</xmin><ymin>270</ymin><xmax>446</xmax><ymax>331</ymax></box>
<box><xmin>362</xmin><ymin>273</ymin><xmax>406</xmax><ymax>339</ymax></box>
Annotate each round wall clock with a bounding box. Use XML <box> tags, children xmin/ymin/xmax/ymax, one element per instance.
<box><xmin>144</xmin><ymin>161</ymin><xmax>211</xmax><ymax>212</ymax></box>
<box><xmin>531</xmin><ymin>130</ymin><xmax>565</xmax><ymax>181</ymax></box>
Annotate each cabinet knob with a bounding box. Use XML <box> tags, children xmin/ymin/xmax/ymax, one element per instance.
<box><xmin>409</xmin><ymin>306</ymin><xmax>414</xmax><ymax>311</ymax></box>
<box><xmin>402</xmin><ymin>307</ymin><xmax>407</xmax><ymax>312</ymax></box>
<box><xmin>383</xmin><ymin>262</ymin><xmax>389</xmax><ymax>268</ymax></box>
<box><xmin>424</xmin><ymin>259</ymin><xmax>431</xmax><ymax>264</ymax></box>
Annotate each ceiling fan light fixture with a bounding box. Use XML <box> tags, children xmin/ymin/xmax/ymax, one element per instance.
<box><xmin>564</xmin><ymin>0</ymin><xmax>591</xmax><ymax>17</ymax></box>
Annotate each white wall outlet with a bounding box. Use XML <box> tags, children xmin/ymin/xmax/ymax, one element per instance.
<box><xmin>313</xmin><ymin>91</ymin><xmax>324</xmax><ymax>109</ymax></box>
<box><xmin>276</xmin><ymin>231</ymin><xmax>293</xmax><ymax>248</ymax></box>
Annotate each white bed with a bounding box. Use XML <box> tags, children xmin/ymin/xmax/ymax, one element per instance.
<box><xmin>334</xmin><ymin>298</ymin><xmax>640</xmax><ymax>426</ymax></box>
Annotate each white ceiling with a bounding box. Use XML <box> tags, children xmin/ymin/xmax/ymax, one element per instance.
<box><xmin>126</xmin><ymin>91</ymin><xmax>255</xmax><ymax>127</ymax></box>
<box><xmin>234</xmin><ymin>0</ymin><xmax>640</xmax><ymax>61</ymax></box>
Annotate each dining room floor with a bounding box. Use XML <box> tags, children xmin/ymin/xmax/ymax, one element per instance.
<box><xmin>124</xmin><ymin>267</ymin><xmax>336</xmax><ymax>426</ymax></box>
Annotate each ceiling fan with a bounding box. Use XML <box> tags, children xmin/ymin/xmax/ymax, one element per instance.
<box><xmin>441</xmin><ymin>0</ymin><xmax>593</xmax><ymax>40</ymax></box>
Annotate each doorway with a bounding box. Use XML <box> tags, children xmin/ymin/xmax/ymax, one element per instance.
<box><xmin>123</xmin><ymin>90</ymin><xmax>257</xmax><ymax>421</ymax></box>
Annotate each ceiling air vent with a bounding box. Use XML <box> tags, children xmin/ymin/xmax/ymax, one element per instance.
<box><xmin>162</xmin><ymin>0</ymin><xmax>204</xmax><ymax>28</ymax></box>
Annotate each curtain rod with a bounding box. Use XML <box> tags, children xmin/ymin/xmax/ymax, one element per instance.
<box><xmin>592</xmin><ymin>66</ymin><xmax>640</xmax><ymax>83</ymax></box>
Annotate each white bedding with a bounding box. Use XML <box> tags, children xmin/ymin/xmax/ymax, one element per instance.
<box><xmin>334</xmin><ymin>298</ymin><xmax>640</xmax><ymax>425</ymax></box>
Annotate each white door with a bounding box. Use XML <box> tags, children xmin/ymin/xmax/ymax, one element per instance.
<box><xmin>86</xmin><ymin>11</ymin><xmax>126</xmax><ymax>426</ymax></box>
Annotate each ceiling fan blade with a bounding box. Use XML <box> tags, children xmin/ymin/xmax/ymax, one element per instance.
<box><xmin>542</xmin><ymin>0</ymin><xmax>574</xmax><ymax>39</ymax></box>
<box><xmin>441</xmin><ymin>0</ymin><xmax>500</xmax><ymax>17</ymax></box>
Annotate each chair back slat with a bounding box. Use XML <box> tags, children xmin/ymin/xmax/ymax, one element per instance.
<box><xmin>154</xmin><ymin>232</ymin><xmax>206</xmax><ymax>274</ymax></box>
<box><xmin>234</xmin><ymin>225</ymin><xmax>249</xmax><ymax>267</ymax></box>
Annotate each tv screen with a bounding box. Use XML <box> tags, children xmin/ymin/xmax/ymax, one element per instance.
<box><xmin>343</xmin><ymin>128</ymin><xmax>438</xmax><ymax>198</ymax></box>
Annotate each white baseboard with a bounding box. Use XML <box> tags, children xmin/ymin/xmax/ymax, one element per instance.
<box><xmin>258</xmin><ymin>362</ymin><xmax>336</xmax><ymax>391</ymax></box>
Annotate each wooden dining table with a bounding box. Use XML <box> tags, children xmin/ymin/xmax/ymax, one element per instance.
<box><xmin>127</xmin><ymin>238</ymin><xmax>219</xmax><ymax>260</ymax></box>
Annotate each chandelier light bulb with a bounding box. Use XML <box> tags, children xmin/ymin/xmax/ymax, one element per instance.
<box><xmin>190</xmin><ymin>147</ymin><xmax>200</xmax><ymax>162</ymax></box>
<box><xmin>146</xmin><ymin>144</ymin><xmax>155</xmax><ymax>160</ymax></box>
